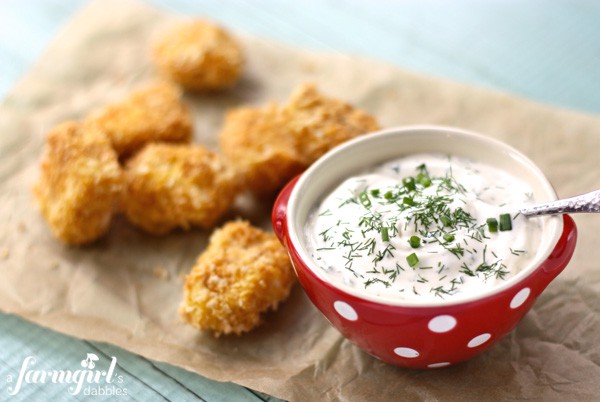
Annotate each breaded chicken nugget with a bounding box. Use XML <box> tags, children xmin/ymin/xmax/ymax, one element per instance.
<box><xmin>218</xmin><ymin>105</ymin><xmax>305</xmax><ymax>197</ymax></box>
<box><xmin>33</xmin><ymin>122</ymin><xmax>123</xmax><ymax>245</ymax></box>
<box><xmin>219</xmin><ymin>83</ymin><xmax>380</xmax><ymax>196</ymax></box>
<box><xmin>84</xmin><ymin>83</ymin><xmax>192</xmax><ymax>158</ymax></box>
<box><xmin>152</xmin><ymin>20</ymin><xmax>244</xmax><ymax>91</ymax></box>
<box><xmin>283</xmin><ymin>83</ymin><xmax>380</xmax><ymax>163</ymax></box>
<box><xmin>123</xmin><ymin>143</ymin><xmax>239</xmax><ymax>235</ymax></box>
<box><xmin>179</xmin><ymin>220</ymin><xmax>295</xmax><ymax>336</ymax></box>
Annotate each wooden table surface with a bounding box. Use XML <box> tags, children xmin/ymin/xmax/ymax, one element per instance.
<box><xmin>1</xmin><ymin>1</ymin><xmax>599</xmax><ymax>401</ymax></box>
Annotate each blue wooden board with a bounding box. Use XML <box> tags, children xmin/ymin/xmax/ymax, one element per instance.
<box><xmin>1</xmin><ymin>0</ymin><xmax>600</xmax><ymax>400</ymax></box>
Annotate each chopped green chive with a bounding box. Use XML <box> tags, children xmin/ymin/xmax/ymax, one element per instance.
<box><xmin>403</xmin><ymin>197</ymin><xmax>415</xmax><ymax>206</ymax></box>
<box><xmin>359</xmin><ymin>191</ymin><xmax>371</xmax><ymax>208</ymax></box>
<box><xmin>440</xmin><ymin>215</ymin><xmax>452</xmax><ymax>227</ymax></box>
<box><xmin>406</xmin><ymin>253</ymin><xmax>419</xmax><ymax>267</ymax></box>
<box><xmin>499</xmin><ymin>213</ymin><xmax>512</xmax><ymax>231</ymax></box>
<box><xmin>403</xmin><ymin>177</ymin><xmax>416</xmax><ymax>191</ymax></box>
<box><xmin>486</xmin><ymin>217</ymin><xmax>498</xmax><ymax>233</ymax></box>
<box><xmin>381</xmin><ymin>227</ymin><xmax>390</xmax><ymax>242</ymax></box>
<box><xmin>416</xmin><ymin>173</ymin><xmax>432</xmax><ymax>188</ymax></box>
<box><xmin>443</xmin><ymin>233</ymin><xmax>455</xmax><ymax>243</ymax></box>
<box><xmin>384</xmin><ymin>191</ymin><xmax>394</xmax><ymax>200</ymax></box>
<box><xmin>370</xmin><ymin>189</ymin><xmax>380</xmax><ymax>197</ymax></box>
<box><xmin>409</xmin><ymin>236</ymin><xmax>421</xmax><ymax>248</ymax></box>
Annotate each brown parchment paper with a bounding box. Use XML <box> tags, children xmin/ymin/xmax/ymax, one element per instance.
<box><xmin>2</xmin><ymin>0</ymin><xmax>600</xmax><ymax>400</ymax></box>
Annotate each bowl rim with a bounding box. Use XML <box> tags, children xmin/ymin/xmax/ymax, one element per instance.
<box><xmin>286</xmin><ymin>124</ymin><xmax>564</xmax><ymax>307</ymax></box>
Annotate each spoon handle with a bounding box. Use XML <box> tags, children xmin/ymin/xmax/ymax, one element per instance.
<box><xmin>521</xmin><ymin>189</ymin><xmax>600</xmax><ymax>217</ymax></box>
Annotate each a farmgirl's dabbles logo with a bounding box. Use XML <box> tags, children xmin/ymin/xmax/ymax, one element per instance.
<box><xmin>5</xmin><ymin>353</ymin><xmax>127</xmax><ymax>397</ymax></box>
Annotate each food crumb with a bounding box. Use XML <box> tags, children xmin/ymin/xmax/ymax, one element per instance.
<box><xmin>17</xmin><ymin>223</ymin><xmax>27</xmax><ymax>233</ymax></box>
<box><xmin>153</xmin><ymin>266</ymin><xmax>170</xmax><ymax>280</ymax></box>
<box><xmin>50</xmin><ymin>261</ymin><xmax>59</xmax><ymax>270</ymax></box>
<box><xmin>1</xmin><ymin>248</ymin><xmax>9</xmax><ymax>259</ymax></box>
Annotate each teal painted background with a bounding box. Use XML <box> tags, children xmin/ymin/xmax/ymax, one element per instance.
<box><xmin>1</xmin><ymin>1</ymin><xmax>599</xmax><ymax>400</ymax></box>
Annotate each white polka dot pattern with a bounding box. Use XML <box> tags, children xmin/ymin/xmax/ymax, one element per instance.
<box><xmin>393</xmin><ymin>347</ymin><xmax>419</xmax><ymax>358</ymax></box>
<box><xmin>330</xmin><ymin>297</ymin><xmax>509</xmax><ymax>366</ymax></box>
<box><xmin>467</xmin><ymin>333</ymin><xmax>491</xmax><ymax>348</ymax></box>
<box><xmin>428</xmin><ymin>315</ymin><xmax>457</xmax><ymax>333</ymax></box>
<box><xmin>333</xmin><ymin>301</ymin><xmax>358</xmax><ymax>321</ymax></box>
<box><xmin>428</xmin><ymin>362</ymin><xmax>451</xmax><ymax>368</ymax></box>
<box><xmin>510</xmin><ymin>288</ymin><xmax>531</xmax><ymax>309</ymax></box>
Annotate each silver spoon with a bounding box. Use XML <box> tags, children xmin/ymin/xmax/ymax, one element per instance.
<box><xmin>520</xmin><ymin>189</ymin><xmax>600</xmax><ymax>217</ymax></box>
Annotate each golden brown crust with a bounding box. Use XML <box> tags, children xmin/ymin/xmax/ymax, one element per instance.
<box><xmin>33</xmin><ymin>122</ymin><xmax>123</xmax><ymax>245</ymax></box>
<box><xmin>283</xmin><ymin>83</ymin><xmax>380</xmax><ymax>163</ymax></box>
<box><xmin>84</xmin><ymin>83</ymin><xmax>193</xmax><ymax>158</ymax></box>
<box><xmin>179</xmin><ymin>220</ymin><xmax>295</xmax><ymax>336</ymax></box>
<box><xmin>218</xmin><ymin>83</ymin><xmax>380</xmax><ymax>196</ymax></box>
<box><xmin>218</xmin><ymin>105</ymin><xmax>305</xmax><ymax>197</ymax></box>
<box><xmin>123</xmin><ymin>143</ymin><xmax>239</xmax><ymax>235</ymax></box>
<box><xmin>152</xmin><ymin>20</ymin><xmax>244</xmax><ymax>91</ymax></box>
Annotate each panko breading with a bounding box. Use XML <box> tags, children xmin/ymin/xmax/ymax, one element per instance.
<box><xmin>33</xmin><ymin>122</ymin><xmax>123</xmax><ymax>245</ymax></box>
<box><xmin>152</xmin><ymin>20</ymin><xmax>244</xmax><ymax>91</ymax></box>
<box><xmin>84</xmin><ymin>83</ymin><xmax>192</xmax><ymax>158</ymax></box>
<box><xmin>219</xmin><ymin>83</ymin><xmax>380</xmax><ymax>196</ymax></box>
<box><xmin>123</xmin><ymin>143</ymin><xmax>239</xmax><ymax>235</ymax></box>
<box><xmin>218</xmin><ymin>105</ymin><xmax>305</xmax><ymax>196</ymax></box>
<box><xmin>283</xmin><ymin>83</ymin><xmax>380</xmax><ymax>163</ymax></box>
<box><xmin>179</xmin><ymin>220</ymin><xmax>295</xmax><ymax>336</ymax></box>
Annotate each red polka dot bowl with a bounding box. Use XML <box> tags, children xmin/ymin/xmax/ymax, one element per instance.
<box><xmin>272</xmin><ymin>125</ymin><xmax>577</xmax><ymax>369</ymax></box>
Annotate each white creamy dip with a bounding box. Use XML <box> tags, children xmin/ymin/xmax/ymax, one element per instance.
<box><xmin>305</xmin><ymin>153</ymin><xmax>543</xmax><ymax>302</ymax></box>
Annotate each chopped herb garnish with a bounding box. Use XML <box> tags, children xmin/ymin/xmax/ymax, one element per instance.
<box><xmin>319</xmin><ymin>227</ymin><xmax>333</xmax><ymax>242</ymax></box>
<box><xmin>403</xmin><ymin>197</ymin><xmax>415</xmax><ymax>206</ymax></box>
<box><xmin>499</xmin><ymin>213</ymin><xmax>512</xmax><ymax>231</ymax></box>
<box><xmin>338</xmin><ymin>196</ymin><xmax>358</xmax><ymax>207</ymax></box>
<box><xmin>381</xmin><ymin>227</ymin><xmax>390</xmax><ymax>242</ymax></box>
<box><xmin>487</xmin><ymin>217</ymin><xmax>498</xmax><ymax>233</ymax></box>
<box><xmin>406</xmin><ymin>253</ymin><xmax>419</xmax><ymax>267</ymax></box>
<box><xmin>409</xmin><ymin>235</ymin><xmax>421</xmax><ymax>248</ymax></box>
<box><xmin>416</xmin><ymin>163</ymin><xmax>428</xmax><ymax>175</ymax></box>
<box><xmin>510</xmin><ymin>248</ymin><xmax>525</xmax><ymax>256</ymax></box>
<box><xmin>447</xmin><ymin>244</ymin><xmax>465</xmax><ymax>258</ymax></box>
<box><xmin>359</xmin><ymin>191</ymin><xmax>371</xmax><ymax>208</ymax></box>
<box><xmin>403</xmin><ymin>177</ymin><xmax>416</xmax><ymax>191</ymax></box>
<box><xmin>443</xmin><ymin>233</ymin><xmax>455</xmax><ymax>243</ymax></box>
<box><xmin>440</xmin><ymin>215</ymin><xmax>452</xmax><ymax>227</ymax></box>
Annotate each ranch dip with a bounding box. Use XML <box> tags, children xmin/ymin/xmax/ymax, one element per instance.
<box><xmin>305</xmin><ymin>153</ymin><xmax>543</xmax><ymax>302</ymax></box>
